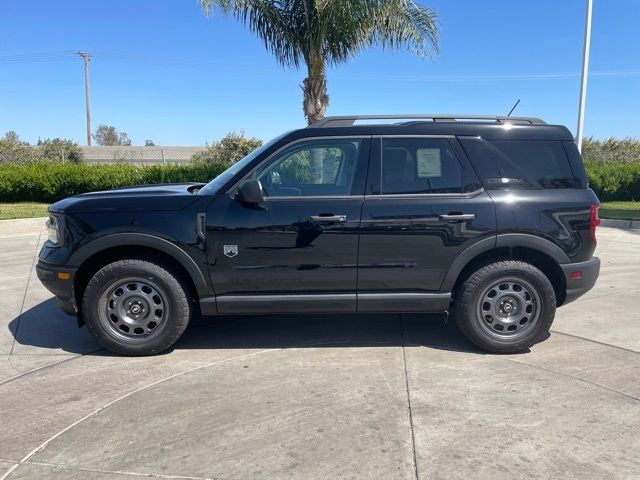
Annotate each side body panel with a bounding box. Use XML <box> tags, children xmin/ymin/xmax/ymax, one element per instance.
<box><xmin>487</xmin><ymin>186</ymin><xmax>599</xmax><ymax>262</ymax></box>
<box><xmin>203</xmin><ymin>137</ymin><xmax>372</xmax><ymax>314</ymax></box>
<box><xmin>358</xmin><ymin>191</ymin><xmax>497</xmax><ymax>293</ymax></box>
<box><xmin>357</xmin><ymin>137</ymin><xmax>497</xmax><ymax>302</ymax></box>
<box><xmin>204</xmin><ymin>194</ymin><xmax>363</xmax><ymax>304</ymax></box>
<box><xmin>39</xmin><ymin>194</ymin><xmax>214</xmax><ymax>297</ymax></box>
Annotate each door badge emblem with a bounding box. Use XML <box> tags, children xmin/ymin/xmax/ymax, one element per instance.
<box><xmin>223</xmin><ymin>245</ymin><xmax>238</xmax><ymax>258</ymax></box>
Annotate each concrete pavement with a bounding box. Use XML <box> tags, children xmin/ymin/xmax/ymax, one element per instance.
<box><xmin>0</xmin><ymin>218</ymin><xmax>639</xmax><ymax>480</ymax></box>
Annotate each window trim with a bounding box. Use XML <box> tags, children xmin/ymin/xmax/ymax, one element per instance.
<box><xmin>372</xmin><ymin>135</ymin><xmax>475</xmax><ymax>197</ymax></box>
<box><xmin>364</xmin><ymin>188</ymin><xmax>484</xmax><ymax>200</ymax></box>
<box><xmin>226</xmin><ymin>135</ymin><xmax>371</xmax><ymax>199</ymax></box>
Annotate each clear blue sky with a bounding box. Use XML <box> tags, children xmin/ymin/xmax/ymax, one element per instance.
<box><xmin>1</xmin><ymin>0</ymin><xmax>638</xmax><ymax>146</ymax></box>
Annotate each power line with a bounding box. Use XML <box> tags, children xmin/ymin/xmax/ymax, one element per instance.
<box><xmin>0</xmin><ymin>51</ymin><xmax>77</xmax><ymax>64</ymax></box>
<box><xmin>1</xmin><ymin>50</ymin><xmax>639</xmax><ymax>81</ymax></box>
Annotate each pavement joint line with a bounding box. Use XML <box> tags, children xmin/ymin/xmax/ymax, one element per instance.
<box><xmin>399</xmin><ymin>315</ymin><xmax>419</xmax><ymax>480</ymax></box>
<box><xmin>0</xmin><ymin>349</ymin><xmax>274</xmax><ymax>480</ymax></box>
<box><xmin>1</xmin><ymin>340</ymin><xmax>403</xmax><ymax>480</ymax></box>
<box><xmin>9</xmin><ymin>232</ymin><xmax>42</xmax><ymax>356</ymax></box>
<box><xmin>0</xmin><ymin>353</ymin><xmax>83</xmax><ymax>356</ymax></box>
<box><xmin>551</xmin><ymin>330</ymin><xmax>640</xmax><ymax>355</ymax></box>
<box><xmin>14</xmin><ymin>459</ymin><xmax>217</xmax><ymax>480</ymax></box>
<box><xmin>494</xmin><ymin>355</ymin><xmax>640</xmax><ymax>402</ymax></box>
<box><xmin>0</xmin><ymin>349</ymin><xmax>104</xmax><ymax>387</ymax></box>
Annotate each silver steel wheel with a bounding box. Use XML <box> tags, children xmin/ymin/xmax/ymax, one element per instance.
<box><xmin>476</xmin><ymin>276</ymin><xmax>541</xmax><ymax>340</ymax></box>
<box><xmin>98</xmin><ymin>277</ymin><xmax>168</xmax><ymax>343</ymax></box>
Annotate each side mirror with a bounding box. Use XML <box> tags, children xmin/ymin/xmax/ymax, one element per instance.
<box><xmin>237</xmin><ymin>178</ymin><xmax>264</xmax><ymax>204</ymax></box>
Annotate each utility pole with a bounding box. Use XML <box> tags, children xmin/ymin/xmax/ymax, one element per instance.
<box><xmin>77</xmin><ymin>51</ymin><xmax>92</xmax><ymax>146</ymax></box>
<box><xmin>576</xmin><ymin>0</ymin><xmax>593</xmax><ymax>153</ymax></box>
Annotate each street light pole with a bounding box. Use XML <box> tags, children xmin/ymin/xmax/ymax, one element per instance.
<box><xmin>576</xmin><ymin>0</ymin><xmax>593</xmax><ymax>153</ymax></box>
<box><xmin>77</xmin><ymin>51</ymin><xmax>92</xmax><ymax>146</ymax></box>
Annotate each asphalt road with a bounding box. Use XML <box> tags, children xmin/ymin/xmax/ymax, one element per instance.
<box><xmin>1</xmin><ymin>218</ymin><xmax>639</xmax><ymax>480</ymax></box>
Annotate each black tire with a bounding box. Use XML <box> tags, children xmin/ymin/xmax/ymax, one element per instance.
<box><xmin>451</xmin><ymin>260</ymin><xmax>556</xmax><ymax>353</ymax></box>
<box><xmin>82</xmin><ymin>258</ymin><xmax>192</xmax><ymax>356</ymax></box>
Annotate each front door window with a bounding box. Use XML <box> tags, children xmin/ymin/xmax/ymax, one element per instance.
<box><xmin>257</xmin><ymin>139</ymin><xmax>361</xmax><ymax>197</ymax></box>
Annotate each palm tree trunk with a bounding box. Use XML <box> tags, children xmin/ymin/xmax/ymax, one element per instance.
<box><xmin>302</xmin><ymin>58</ymin><xmax>329</xmax><ymax>183</ymax></box>
<box><xmin>302</xmin><ymin>59</ymin><xmax>329</xmax><ymax>125</ymax></box>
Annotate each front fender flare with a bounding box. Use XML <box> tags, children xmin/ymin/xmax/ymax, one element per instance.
<box><xmin>68</xmin><ymin>233</ymin><xmax>210</xmax><ymax>298</ymax></box>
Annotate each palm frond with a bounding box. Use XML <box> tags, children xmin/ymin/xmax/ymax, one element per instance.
<box><xmin>316</xmin><ymin>0</ymin><xmax>439</xmax><ymax>64</ymax></box>
<box><xmin>198</xmin><ymin>0</ymin><xmax>439</xmax><ymax>67</ymax></box>
<box><xmin>366</xmin><ymin>0</ymin><xmax>439</xmax><ymax>57</ymax></box>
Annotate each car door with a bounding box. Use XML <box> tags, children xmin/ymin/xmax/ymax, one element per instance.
<box><xmin>205</xmin><ymin>136</ymin><xmax>371</xmax><ymax>314</ymax></box>
<box><xmin>357</xmin><ymin>136</ymin><xmax>496</xmax><ymax>312</ymax></box>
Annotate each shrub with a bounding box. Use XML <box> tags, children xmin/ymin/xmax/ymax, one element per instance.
<box><xmin>0</xmin><ymin>139</ymin><xmax>39</xmax><ymax>164</ymax></box>
<box><xmin>192</xmin><ymin>132</ymin><xmax>262</xmax><ymax>164</ymax></box>
<box><xmin>1</xmin><ymin>137</ymin><xmax>85</xmax><ymax>164</ymax></box>
<box><xmin>585</xmin><ymin>160</ymin><xmax>640</xmax><ymax>201</ymax></box>
<box><xmin>37</xmin><ymin>138</ymin><xmax>85</xmax><ymax>163</ymax></box>
<box><xmin>0</xmin><ymin>161</ymin><xmax>228</xmax><ymax>203</ymax></box>
<box><xmin>582</xmin><ymin>137</ymin><xmax>640</xmax><ymax>164</ymax></box>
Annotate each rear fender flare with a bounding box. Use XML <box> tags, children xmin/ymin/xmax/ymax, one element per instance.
<box><xmin>441</xmin><ymin>233</ymin><xmax>570</xmax><ymax>292</ymax></box>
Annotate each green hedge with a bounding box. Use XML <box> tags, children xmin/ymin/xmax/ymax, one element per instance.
<box><xmin>585</xmin><ymin>160</ymin><xmax>640</xmax><ymax>201</ymax></box>
<box><xmin>0</xmin><ymin>161</ymin><xmax>228</xmax><ymax>203</ymax></box>
<box><xmin>1</xmin><ymin>159</ymin><xmax>639</xmax><ymax>203</ymax></box>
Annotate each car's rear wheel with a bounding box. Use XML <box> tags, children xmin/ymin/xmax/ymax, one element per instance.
<box><xmin>82</xmin><ymin>258</ymin><xmax>191</xmax><ymax>356</ymax></box>
<box><xmin>452</xmin><ymin>260</ymin><xmax>556</xmax><ymax>353</ymax></box>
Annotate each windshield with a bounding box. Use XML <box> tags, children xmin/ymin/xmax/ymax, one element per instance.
<box><xmin>198</xmin><ymin>133</ymin><xmax>288</xmax><ymax>195</ymax></box>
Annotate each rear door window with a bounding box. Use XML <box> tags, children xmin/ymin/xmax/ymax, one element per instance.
<box><xmin>459</xmin><ymin>138</ymin><xmax>579</xmax><ymax>189</ymax></box>
<box><xmin>380</xmin><ymin>138</ymin><xmax>463</xmax><ymax>194</ymax></box>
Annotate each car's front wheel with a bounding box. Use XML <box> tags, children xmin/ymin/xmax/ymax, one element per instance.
<box><xmin>452</xmin><ymin>260</ymin><xmax>556</xmax><ymax>353</ymax></box>
<box><xmin>82</xmin><ymin>258</ymin><xmax>192</xmax><ymax>356</ymax></box>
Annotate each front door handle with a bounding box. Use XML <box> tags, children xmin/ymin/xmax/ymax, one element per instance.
<box><xmin>196</xmin><ymin>213</ymin><xmax>206</xmax><ymax>240</ymax></box>
<box><xmin>439</xmin><ymin>213</ymin><xmax>475</xmax><ymax>222</ymax></box>
<box><xmin>309</xmin><ymin>214</ymin><xmax>347</xmax><ymax>223</ymax></box>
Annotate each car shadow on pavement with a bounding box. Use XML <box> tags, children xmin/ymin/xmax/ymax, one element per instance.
<box><xmin>8</xmin><ymin>298</ymin><xmax>100</xmax><ymax>355</ymax></box>
<box><xmin>8</xmin><ymin>297</ymin><xmax>489</xmax><ymax>355</ymax></box>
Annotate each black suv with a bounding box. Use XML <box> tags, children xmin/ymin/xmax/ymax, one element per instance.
<box><xmin>37</xmin><ymin>114</ymin><xmax>601</xmax><ymax>356</ymax></box>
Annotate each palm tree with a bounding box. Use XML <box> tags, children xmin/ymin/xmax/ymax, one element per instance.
<box><xmin>198</xmin><ymin>0</ymin><xmax>439</xmax><ymax>125</ymax></box>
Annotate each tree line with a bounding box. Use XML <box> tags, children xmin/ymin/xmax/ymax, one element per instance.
<box><xmin>0</xmin><ymin>129</ymin><xmax>262</xmax><ymax>165</ymax></box>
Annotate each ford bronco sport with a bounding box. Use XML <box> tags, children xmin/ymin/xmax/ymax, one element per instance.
<box><xmin>37</xmin><ymin>114</ymin><xmax>600</xmax><ymax>356</ymax></box>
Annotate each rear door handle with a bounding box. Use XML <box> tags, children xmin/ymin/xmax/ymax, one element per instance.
<box><xmin>439</xmin><ymin>213</ymin><xmax>475</xmax><ymax>222</ymax></box>
<box><xmin>309</xmin><ymin>214</ymin><xmax>347</xmax><ymax>223</ymax></box>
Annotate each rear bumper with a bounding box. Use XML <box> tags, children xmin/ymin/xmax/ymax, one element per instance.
<box><xmin>560</xmin><ymin>257</ymin><xmax>600</xmax><ymax>305</ymax></box>
<box><xmin>36</xmin><ymin>261</ymin><xmax>77</xmax><ymax>316</ymax></box>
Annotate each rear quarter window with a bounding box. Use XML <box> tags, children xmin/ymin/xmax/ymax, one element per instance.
<box><xmin>459</xmin><ymin>138</ymin><xmax>582</xmax><ymax>189</ymax></box>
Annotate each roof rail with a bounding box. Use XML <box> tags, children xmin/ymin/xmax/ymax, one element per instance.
<box><xmin>309</xmin><ymin>114</ymin><xmax>547</xmax><ymax>128</ymax></box>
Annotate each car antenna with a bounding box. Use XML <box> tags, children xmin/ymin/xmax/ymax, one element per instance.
<box><xmin>507</xmin><ymin>99</ymin><xmax>521</xmax><ymax>117</ymax></box>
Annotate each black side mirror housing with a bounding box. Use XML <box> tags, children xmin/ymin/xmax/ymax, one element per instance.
<box><xmin>237</xmin><ymin>179</ymin><xmax>264</xmax><ymax>204</ymax></box>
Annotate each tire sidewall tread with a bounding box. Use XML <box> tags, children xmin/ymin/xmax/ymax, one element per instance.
<box><xmin>82</xmin><ymin>258</ymin><xmax>191</xmax><ymax>356</ymax></box>
<box><xmin>452</xmin><ymin>260</ymin><xmax>556</xmax><ymax>354</ymax></box>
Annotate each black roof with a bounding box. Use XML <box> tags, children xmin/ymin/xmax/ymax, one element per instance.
<box><xmin>285</xmin><ymin>115</ymin><xmax>574</xmax><ymax>142</ymax></box>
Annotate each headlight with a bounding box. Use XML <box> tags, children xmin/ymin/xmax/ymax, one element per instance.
<box><xmin>46</xmin><ymin>214</ymin><xmax>64</xmax><ymax>245</ymax></box>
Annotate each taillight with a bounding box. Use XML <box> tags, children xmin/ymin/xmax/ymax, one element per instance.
<box><xmin>590</xmin><ymin>204</ymin><xmax>601</xmax><ymax>243</ymax></box>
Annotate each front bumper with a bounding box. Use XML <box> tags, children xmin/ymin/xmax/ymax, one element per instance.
<box><xmin>560</xmin><ymin>256</ymin><xmax>600</xmax><ymax>305</ymax></box>
<box><xmin>36</xmin><ymin>261</ymin><xmax>77</xmax><ymax>316</ymax></box>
